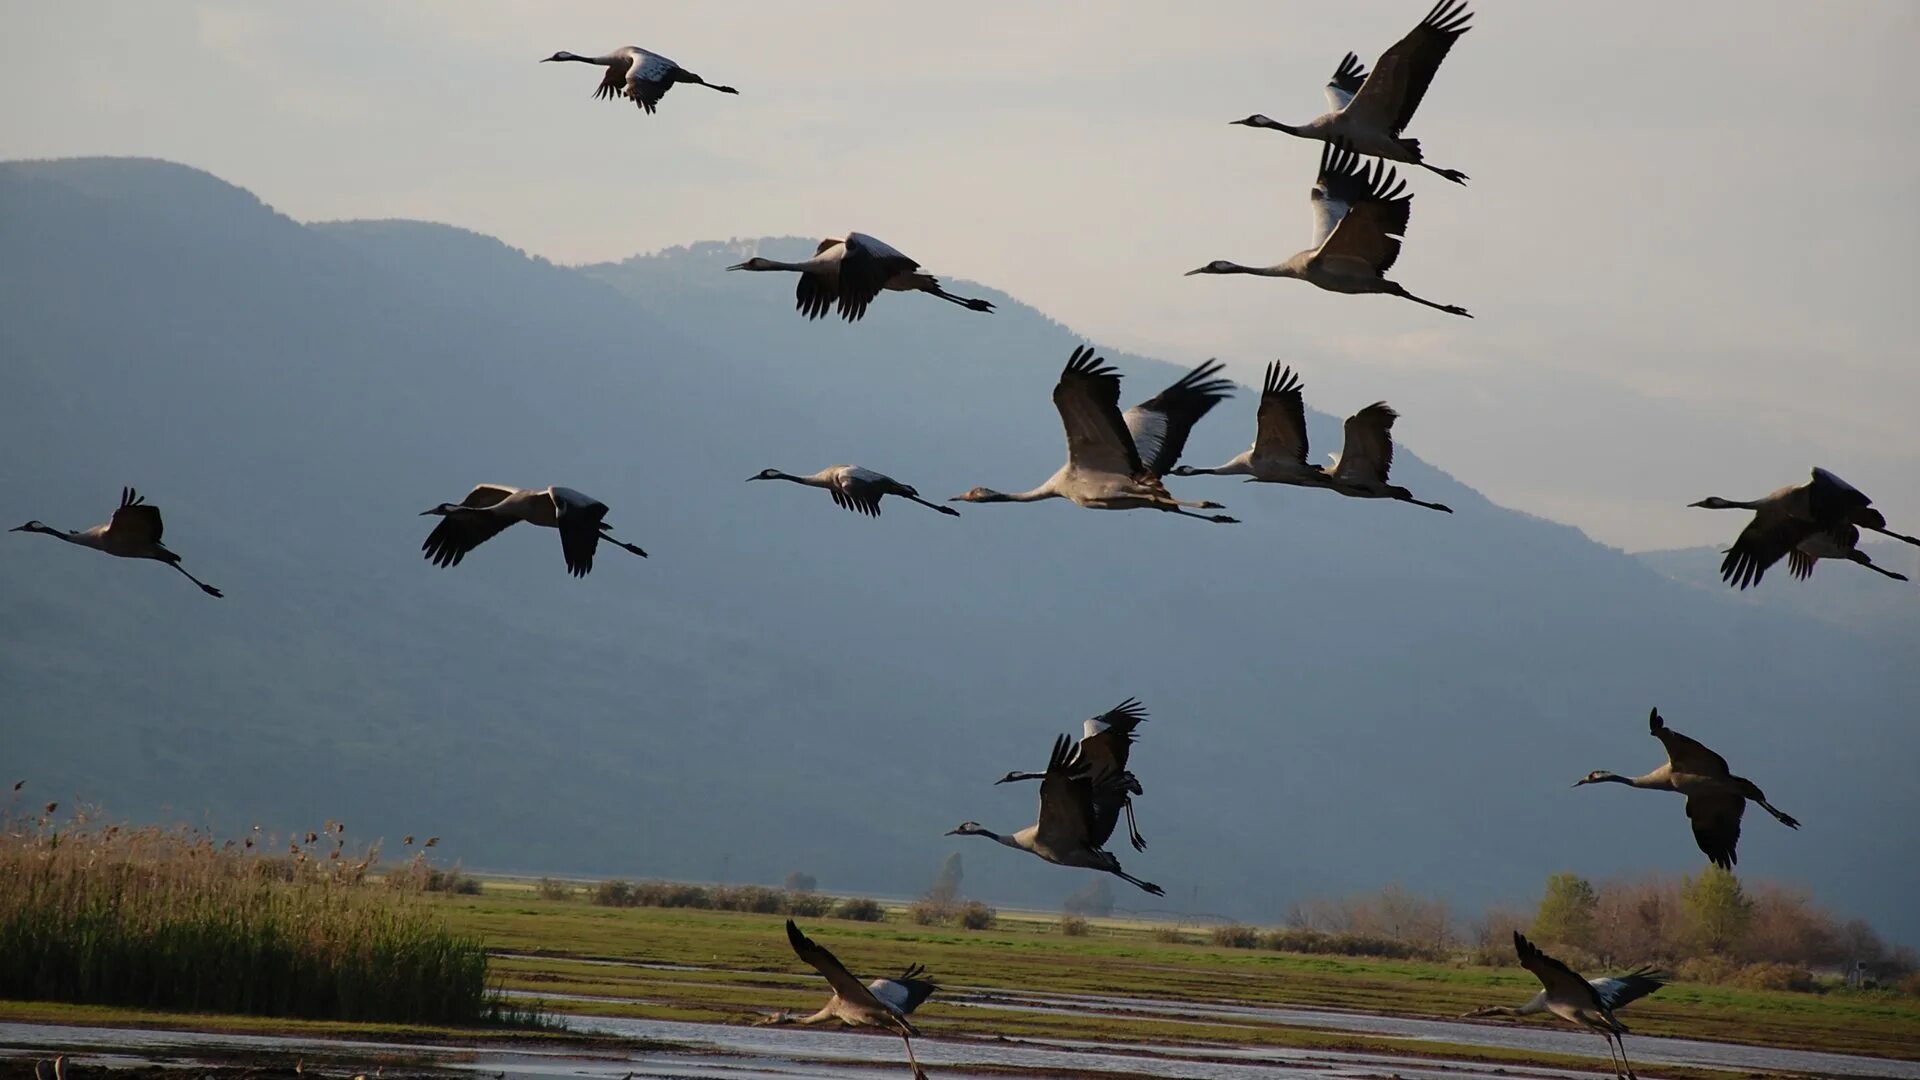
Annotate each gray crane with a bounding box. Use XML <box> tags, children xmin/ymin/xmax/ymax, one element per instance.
<box><xmin>1576</xmin><ymin>708</ymin><xmax>1798</xmax><ymax>870</ymax></box>
<box><xmin>541</xmin><ymin>46</ymin><xmax>737</xmax><ymax>114</ymax></box>
<box><xmin>771</xmin><ymin>920</ymin><xmax>932</xmax><ymax>1078</ymax></box>
<box><xmin>747</xmin><ymin>466</ymin><xmax>958</xmax><ymax>518</ymax></box>
<box><xmin>1186</xmin><ymin>144</ymin><xmax>1469</xmax><ymax>317</ymax></box>
<box><xmin>11</xmin><ymin>487</ymin><xmax>222</xmax><ymax>597</ymax></box>
<box><xmin>419</xmin><ymin>485</ymin><xmax>647</xmax><ymax>578</ymax></box>
<box><xmin>951</xmin><ymin>346</ymin><xmax>1237</xmax><ymax>523</ymax></box>
<box><xmin>728</xmin><ymin>233</ymin><xmax>991</xmax><ymax>322</ymax></box>
<box><xmin>996</xmin><ymin>698</ymin><xmax>1151</xmax><ymax>852</ymax></box>
<box><xmin>1231</xmin><ymin>2</ymin><xmax>1472</xmax><ymax>185</ymax></box>
<box><xmin>1509</xmin><ymin>932</ymin><xmax>1643</xmax><ymax>1079</ymax></box>
<box><xmin>948</xmin><ymin>733</ymin><xmax>1164</xmax><ymax>896</ymax></box>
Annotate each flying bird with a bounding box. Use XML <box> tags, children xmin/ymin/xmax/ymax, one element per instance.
<box><xmin>419</xmin><ymin>485</ymin><xmax>648</xmax><ymax>578</ymax></box>
<box><xmin>727</xmin><ymin>234</ymin><xmax>992</xmax><ymax>322</ymax></box>
<box><xmin>1186</xmin><ymin>144</ymin><xmax>1469</xmax><ymax>317</ymax></box>
<box><xmin>1231</xmin><ymin>1</ymin><xmax>1471</xmax><ymax>184</ymax></box>
<box><xmin>1788</xmin><ymin>518</ymin><xmax>1909</xmax><ymax>583</ymax></box>
<box><xmin>747</xmin><ymin>466</ymin><xmax>959</xmax><ymax>518</ymax></box>
<box><xmin>1508</xmin><ymin>932</ymin><xmax>1643</xmax><ymax>1079</ymax></box>
<box><xmin>757</xmin><ymin>960</ymin><xmax>937</xmax><ymax>1030</ymax></box>
<box><xmin>949</xmin><ymin>733</ymin><xmax>1164</xmax><ymax>895</ymax></box>
<box><xmin>1172</xmin><ymin>363</ymin><xmax>1340</xmax><ymax>490</ymax></box>
<box><xmin>1689</xmin><ymin>467</ymin><xmax>1903</xmax><ymax>589</ymax></box>
<box><xmin>10</xmin><ymin>487</ymin><xmax>223</xmax><ymax>597</ymax></box>
<box><xmin>541</xmin><ymin>47</ymin><xmax>738</xmax><ymax>114</ymax></box>
<box><xmin>772</xmin><ymin>920</ymin><xmax>932</xmax><ymax>1079</ymax></box>
<box><xmin>952</xmin><ymin>346</ymin><xmax>1237</xmax><ymax>523</ymax></box>
<box><xmin>1324</xmin><ymin>403</ymin><xmax>1451</xmax><ymax>512</ymax></box>
<box><xmin>1464</xmin><ymin>964</ymin><xmax>1666</xmax><ymax>1021</ymax></box>
<box><xmin>1576</xmin><ymin>708</ymin><xmax>1798</xmax><ymax>870</ymax></box>
<box><xmin>996</xmin><ymin>698</ymin><xmax>1152</xmax><ymax>852</ymax></box>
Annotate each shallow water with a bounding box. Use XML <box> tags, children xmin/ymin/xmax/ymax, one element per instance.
<box><xmin>3</xmin><ymin>991</ymin><xmax>1915</xmax><ymax>1080</ymax></box>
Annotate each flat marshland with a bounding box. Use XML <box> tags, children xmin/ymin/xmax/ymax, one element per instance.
<box><xmin>2</xmin><ymin>828</ymin><xmax>1915</xmax><ymax>1078</ymax></box>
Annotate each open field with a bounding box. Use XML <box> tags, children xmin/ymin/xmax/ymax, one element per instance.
<box><xmin>6</xmin><ymin>883</ymin><xmax>1917</xmax><ymax>1079</ymax></box>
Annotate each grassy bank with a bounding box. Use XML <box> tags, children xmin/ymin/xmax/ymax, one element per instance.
<box><xmin>436</xmin><ymin>890</ymin><xmax>1920</xmax><ymax>1061</ymax></box>
<box><xmin>0</xmin><ymin>814</ymin><xmax>522</xmax><ymax>1026</ymax></box>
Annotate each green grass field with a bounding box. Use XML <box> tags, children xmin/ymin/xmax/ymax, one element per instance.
<box><xmin>446</xmin><ymin>888</ymin><xmax>1920</xmax><ymax>1061</ymax></box>
<box><xmin>5</xmin><ymin>882</ymin><xmax>1916</xmax><ymax>1077</ymax></box>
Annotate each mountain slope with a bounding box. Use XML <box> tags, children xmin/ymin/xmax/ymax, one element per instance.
<box><xmin>2</xmin><ymin>158</ymin><xmax>1914</xmax><ymax>939</ymax></box>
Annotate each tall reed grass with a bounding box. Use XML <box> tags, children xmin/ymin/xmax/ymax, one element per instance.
<box><xmin>0</xmin><ymin>808</ymin><xmax>521</xmax><ymax>1024</ymax></box>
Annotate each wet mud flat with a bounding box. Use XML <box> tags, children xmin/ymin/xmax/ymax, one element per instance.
<box><xmin>5</xmin><ymin>1009</ymin><xmax>1918</xmax><ymax>1080</ymax></box>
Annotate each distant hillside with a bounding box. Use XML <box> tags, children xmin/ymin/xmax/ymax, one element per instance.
<box><xmin>3</xmin><ymin>157</ymin><xmax>1915</xmax><ymax>941</ymax></box>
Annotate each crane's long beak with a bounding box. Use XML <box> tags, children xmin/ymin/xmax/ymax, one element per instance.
<box><xmin>1182</xmin><ymin>267</ymin><xmax>1208</xmax><ymax>276</ymax></box>
<box><xmin>724</xmin><ymin>262</ymin><xmax>749</xmax><ymax>271</ymax></box>
<box><xmin>7</xmin><ymin>524</ymin><xmax>29</xmax><ymax>532</ymax></box>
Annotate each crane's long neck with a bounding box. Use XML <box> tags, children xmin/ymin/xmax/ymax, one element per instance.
<box><xmin>19</xmin><ymin>525</ymin><xmax>96</xmax><ymax>549</ymax></box>
<box><xmin>1225</xmin><ymin>263</ymin><xmax>1298</xmax><ymax>278</ymax></box>
<box><xmin>1591</xmin><ymin>771</ymin><xmax>1668</xmax><ymax>791</ymax></box>
<box><xmin>765</xmin><ymin>471</ymin><xmax>830</xmax><ymax>489</ymax></box>
<box><xmin>1000</xmin><ymin>771</ymin><xmax>1044</xmax><ymax>783</ymax></box>
<box><xmin>1180</xmin><ymin>459</ymin><xmax>1253</xmax><ymax>477</ymax></box>
<box><xmin>999</xmin><ymin>486</ymin><xmax>1061</xmax><ymax>503</ymax></box>
<box><xmin>744</xmin><ymin>259</ymin><xmax>818</xmax><ymax>273</ymax></box>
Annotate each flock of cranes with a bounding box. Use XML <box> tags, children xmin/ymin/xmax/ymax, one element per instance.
<box><xmin>8</xmin><ymin>4</ymin><xmax>1914</xmax><ymax>1080</ymax></box>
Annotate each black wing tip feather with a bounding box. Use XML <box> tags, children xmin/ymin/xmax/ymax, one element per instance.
<box><xmin>1331</xmin><ymin>51</ymin><xmax>1368</xmax><ymax>89</ymax></box>
<box><xmin>1063</xmin><ymin>343</ymin><xmax>1118</xmax><ymax>381</ymax></box>
<box><xmin>1423</xmin><ymin>0</ymin><xmax>1474</xmax><ymax>34</ymax></box>
<box><xmin>1262</xmin><ymin>362</ymin><xmax>1304</xmax><ymax>398</ymax></box>
<box><xmin>1649</xmin><ymin>707</ymin><xmax>1664</xmax><ymax>733</ymax></box>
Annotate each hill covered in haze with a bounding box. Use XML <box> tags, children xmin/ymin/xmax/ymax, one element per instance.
<box><xmin>2</xmin><ymin>158</ymin><xmax>1914</xmax><ymax>940</ymax></box>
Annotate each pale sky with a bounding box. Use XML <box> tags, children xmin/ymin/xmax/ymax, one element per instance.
<box><xmin>4</xmin><ymin>1</ymin><xmax>1916</xmax><ymax>550</ymax></box>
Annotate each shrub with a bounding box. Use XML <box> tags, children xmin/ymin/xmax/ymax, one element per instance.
<box><xmin>1258</xmin><ymin>927</ymin><xmax>1439</xmax><ymax>961</ymax></box>
<box><xmin>834</xmin><ymin>897</ymin><xmax>885</xmax><ymax>922</ymax></box>
<box><xmin>1059</xmin><ymin>916</ymin><xmax>1090</xmax><ymax>937</ymax></box>
<box><xmin>1062</xmin><ymin>879</ymin><xmax>1115</xmax><ymax>917</ymax></box>
<box><xmin>422</xmin><ymin>867</ymin><xmax>482</xmax><ymax>895</ymax></box>
<box><xmin>783</xmin><ymin>871</ymin><xmax>818</xmax><ymax>893</ymax></box>
<box><xmin>713</xmin><ymin>885</ymin><xmax>785</xmax><ymax>914</ymax></box>
<box><xmin>1676</xmin><ymin>954</ymin><xmax>1741</xmax><ymax>985</ymax></box>
<box><xmin>1731</xmin><ymin>962</ymin><xmax>1815</xmax><ymax>993</ymax></box>
<box><xmin>783</xmin><ymin>892</ymin><xmax>834</xmax><ymax>918</ymax></box>
<box><xmin>592</xmin><ymin>879</ymin><xmax>637</xmax><ymax>907</ymax></box>
<box><xmin>535</xmin><ymin>877</ymin><xmax>574</xmax><ymax>901</ymax></box>
<box><xmin>1210</xmin><ymin>925</ymin><xmax>1260</xmax><ymax>949</ymax></box>
<box><xmin>1151</xmin><ymin>926</ymin><xmax>1188</xmax><ymax>944</ymax></box>
<box><xmin>907</xmin><ymin>899</ymin><xmax>951</xmax><ymax>926</ymax></box>
<box><xmin>957</xmin><ymin>901</ymin><xmax>996</xmax><ymax>930</ymax></box>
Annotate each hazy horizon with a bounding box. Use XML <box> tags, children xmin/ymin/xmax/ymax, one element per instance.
<box><xmin>3</xmin><ymin>2</ymin><xmax>1918</xmax><ymax>550</ymax></box>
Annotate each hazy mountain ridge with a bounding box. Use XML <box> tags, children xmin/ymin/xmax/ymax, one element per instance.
<box><xmin>2</xmin><ymin>158</ymin><xmax>1914</xmax><ymax>940</ymax></box>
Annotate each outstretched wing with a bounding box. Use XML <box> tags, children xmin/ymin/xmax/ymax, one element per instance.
<box><xmin>106</xmin><ymin>487</ymin><xmax>165</xmax><ymax>546</ymax></box>
<box><xmin>1054</xmin><ymin>346</ymin><xmax>1144</xmax><ymax>478</ymax></box>
<box><xmin>1648</xmin><ymin>709</ymin><xmax>1731</xmax><ymax>778</ymax></box>
<box><xmin>868</xmin><ymin>965</ymin><xmax>938</xmax><ymax>1015</ymax></box>
<box><xmin>1343</xmin><ymin>1</ymin><xmax>1472</xmax><ymax>135</ymax></box>
<box><xmin>551</xmin><ymin>487</ymin><xmax>611</xmax><ymax>577</ymax></box>
<box><xmin>1719</xmin><ymin>510</ymin><xmax>1820</xmax><ymax>590</ymax></box>
<box><xmin>1035</xmin><ymin>734</ymin><xmax>1097</xmax><ymax>851</ymax></box>
<box><xmin>1313</xmin><ymin>144</ymin><xmax>1410</xmax><ymax>275</ymax></box>
<box><xmin>795</xmin><ymin>238</ymin><xmax>845</xmax><ymax>321</ymax></box>
<box><xmin>836</xmin><ymin>233</ymin><xmax>919</xmax><ymax>322</ymax></box>
<box><xmin>624</xmin><ymin>50</ymin><xmax>682</xmax><ymax>114</ymax></box>
<box><xmin>1325</xmin><ymin>51</ymin><xmax>1369</xmax><ymax>113</ymax></box>
<box><xmin>1685</xmin><ymin>792</ymin><xmax>1746</xmax><ymax>870</ymax></box>
<box><xmin>785</xmin><ymin>920</ymin><xmax>889</xmax><ymax>1014</ymax></box>
<box><xmin>1330</xmin><ymin>403</ymin><xmax>1398</xmax><ymax>485</ymax></box>
<box><xmin>1124</xmin><ymin>360</ymin><xmax>1233</xmax><ymax>478</ymax></box>
<box><xmin>1253</xmin><ymin>364</ymin><xmax>1311</xmax><ymax>465</ymax></box>
<box><xmin>1513</xmin><ymin>932</ymin><xmax>1605</xmax><ymax>1011</ymax></box>
<box><xmin>421</xmin><ymin>485</ymin><xmax>522</xmax><ymax>569</ymax></box>
<box><xmin>1591</xmin><ymin>967</ymin><xmax>1667</xmax><ymax>1012</ymax></box>
<box><xmin>829</xmin><ymin>467</ymin><xmax>888</xmax><ymax>518</ymax></box>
